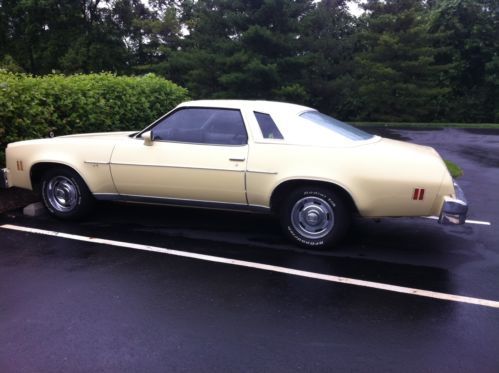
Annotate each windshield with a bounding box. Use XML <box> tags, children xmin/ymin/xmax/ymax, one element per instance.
<box><xmin>300</xmin><ymin>111</ymin><xmax>373</xmax><ymax>141</ymax></box>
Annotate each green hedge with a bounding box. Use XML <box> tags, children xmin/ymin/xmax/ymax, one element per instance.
<box><xmin>0</xmin><ymin>71</ymin><xmax>189</xmax><ymax>166</ymax></box>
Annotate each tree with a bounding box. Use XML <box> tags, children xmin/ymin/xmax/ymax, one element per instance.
<box><xmin>160</xmin><ymin>0</ymin><xmax>314</xmax><ymax>102</ymax></box>
<box><xmin>429</xmin><ymin>0</ymin><xmax>499</xmax><ymax>122</ymax></box>
<box><xmin>1</xmin><ymin>0</ymin><xmax>497</xmax><ymax>123</ymax></box>
<box><xmin>299</xmin><ymin>0</ymin><xmax>357</xmax><ymax>118</ymax></box>
<box><xmin>0</xmin><ymin>0</ymin><xmax>129</xmax><ymax>74</ymax></box>
<box><xmin>353</xmin><ymin>0</ymin><xmax>452</xmax><ymax>122</ymax></box>
<box><xmin>60</xmin><ymin>1</ymin><xmax>128</xmax><ymax>73</ymax></box>
<box><xmin>111</xmin><ymin>0</ymin><xmax>180</xmax><ymax>72</ymax></box>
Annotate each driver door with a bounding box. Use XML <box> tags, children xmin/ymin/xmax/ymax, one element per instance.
<box><xmin>110</xmin><ymin>107</ymin><xmax>249</xmax><ymax>204</ymax></box>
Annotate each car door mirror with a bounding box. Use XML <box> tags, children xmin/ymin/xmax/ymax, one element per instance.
<box><xmin>141</xmin><ymin>131</ymin><xmax>153</xmax><ymax>146</ymax></box>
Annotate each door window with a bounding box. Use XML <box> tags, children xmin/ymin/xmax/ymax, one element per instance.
<box><xmin>151</xmin><ymin>108</ymin><xmax>248</xmax><ymax>145</ymax></box>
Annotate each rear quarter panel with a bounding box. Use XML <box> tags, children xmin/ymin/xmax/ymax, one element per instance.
<box><xmin>246</xmin><ymin>138</ymin><xmax>449</xmax><ymax>217</ymax></box>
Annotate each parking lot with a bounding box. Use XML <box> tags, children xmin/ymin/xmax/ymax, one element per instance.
<box><xmin>1</xmin><ymin>127</ymin><xmax>498</xmax><ymax>372</ymax></box>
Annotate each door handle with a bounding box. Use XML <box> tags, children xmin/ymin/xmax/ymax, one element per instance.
<box><xmin>229</xmin><ymin>158</ymin><xmax>245</xmax><ymax>162</ymax></box>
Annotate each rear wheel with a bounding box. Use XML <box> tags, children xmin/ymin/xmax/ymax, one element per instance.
<box><xmin>41</xmin><ymin>167</ymin><xmax>94</xmax><ymax>219</ymax></box>
<box><xmin>280</xmin><ymin>187</ymin><xmax>350</xmax><ymax>249</ymax></box>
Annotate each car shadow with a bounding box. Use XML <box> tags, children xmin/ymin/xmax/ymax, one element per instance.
<box><xmin>4</xmin><ymin>200</ymin><xmax>472</xmax><ymax>302</ymax></box>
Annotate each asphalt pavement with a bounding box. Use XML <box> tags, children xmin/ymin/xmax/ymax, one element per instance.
<box><xmin>1</xmin><ymin>128</ymin><xmax>498</xmax><ymax>372</ymax></box>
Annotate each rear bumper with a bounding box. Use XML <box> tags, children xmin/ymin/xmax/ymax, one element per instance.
<box><xmin>438</xmin><ymin>180</ymin><xmax>468</xmax><ymax>225</ymax></box>
<box><xmin>1</xmin><ymin>168</ymin><xmax>10</xmax><ymax>189</ymax></box>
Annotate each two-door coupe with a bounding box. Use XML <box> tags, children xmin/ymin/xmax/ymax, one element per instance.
<box><xmin>1</xmin><ymin>100</ymin><xmax>468</xmax><ymax>248</ymax></box>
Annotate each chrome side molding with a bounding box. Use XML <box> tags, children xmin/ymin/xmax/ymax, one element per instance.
<box><xmin>93</xmin><ymin>193</ymin><xmax>270</xmax><ymax>213</ymax></box>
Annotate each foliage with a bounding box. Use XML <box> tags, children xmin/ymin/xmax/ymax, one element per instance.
<box><xmin>0</xmin><ymin>55</ymin><xmax>24</xmax><ymax>73</ymax></box>
<box><xmin>429</xmin><ymin>0</ymin><xmax>499</xmax><ymax>122</ymax></box>
<box><xmin>0</xmin><ymin>0</ymin><xmax>497</xmax><ymax>123</ymax></box>
<box><xmin>298</xmin><ymin>0</ymin><xmax>358</xmax><ymax>118</ymax></box>
<box><xmin>353</xmin><ymin>0</ymin><xmax>453</xmax><ymax>122</ymax></box>
<box><xmin>0</xmin><ymin>71</ymin><xmax>188</xmax><ymax>164</ymax></box>
<box><xmin>159</xmin><ymin>0</ymin><xmax>315</xmax><ymax>102</ymax></box>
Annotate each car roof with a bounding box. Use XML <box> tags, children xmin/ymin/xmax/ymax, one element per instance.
<box><xmin>177</xmin><ymin>100</ymin><xmax>315</xmax><ymax>115</ymax></box>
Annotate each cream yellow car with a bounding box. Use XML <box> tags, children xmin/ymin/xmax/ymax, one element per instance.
<box><xmin>1</xmin><ymin>100</ymin><xmax>467</xmax><ymax>248</ymax></box>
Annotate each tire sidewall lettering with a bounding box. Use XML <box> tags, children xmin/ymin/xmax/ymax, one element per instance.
<box><xmin>303</xmin><ymin>190</ymin><xmax>336</xmax><ymax>208</ymax></box>
<box><xmin>281</xmin><ymin>187</ymin><xmax>349</xmax><ymax>249</ymax></box>
<box><xmin>287</xmin><ymin>225</ymin><xmax>325</xmax><ymax>246</ymax></box>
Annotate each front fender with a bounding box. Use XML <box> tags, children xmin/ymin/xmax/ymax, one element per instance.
<box><xmin>6</xmin><ymin>139</ymin><xmax>117</xmax><ymax>194</ymax></box>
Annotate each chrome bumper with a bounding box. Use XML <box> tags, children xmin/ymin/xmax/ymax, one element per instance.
<box><xmin>0</xmin><ymin>168</ymin><xmax>10</xmax><ymax>189</ymax></box>
<box><xmin>439</xmin><ymin>181</ymin><xmax>468</xmax><ymax>225</ymax></box>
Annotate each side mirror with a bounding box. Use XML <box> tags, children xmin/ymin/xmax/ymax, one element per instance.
<box><xmin>141</xmin><ymin>131</ymin><xmax>153</xmax><ymax>146</ymax></box>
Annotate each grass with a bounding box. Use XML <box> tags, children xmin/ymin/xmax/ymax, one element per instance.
<box><xmin>444</xmin><ymin>160</ymin><xmax>464</xmax><ymax>179</ymax></box>
<box><xmin>353</xmin><ymin>122</ymin><xmax>499</xmax><ymax>129</ymax></box>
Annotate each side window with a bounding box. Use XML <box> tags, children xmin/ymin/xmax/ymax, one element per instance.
<box><xmin>254</xmin><ymin>112</ymin><xmax>284</xmax><ymax>139</ymax></box>
<box><xmin>151</xmin><ymin>108</ymin><xmax>247</xmax><ymax>145</ymax></box>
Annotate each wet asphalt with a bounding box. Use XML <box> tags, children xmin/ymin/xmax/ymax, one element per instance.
<box><xmin>1</xmin><ymin>128</ymin><xmax>498</xmax><ymax>372</ymax></box>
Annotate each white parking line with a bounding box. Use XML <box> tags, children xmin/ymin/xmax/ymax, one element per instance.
<box><xmin>2</xmin><ymin>223</ymin><xmax>499</xmax><ymax>309</ymax></box>
<box><xmin>423</xmin><ymin>216</ymin><xmax>491</xmax><ymax>226</ymax></box>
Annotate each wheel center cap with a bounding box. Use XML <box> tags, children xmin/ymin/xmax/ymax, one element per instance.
<box><xmin>305</xmin><ymin>211</ymin><xmax>321</xmax><ymax>225</ymax></box>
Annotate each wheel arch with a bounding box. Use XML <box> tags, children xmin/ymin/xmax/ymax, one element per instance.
<box><xmin>269</xmin><ymin>179</ymin><xmax>359</xmax><ymax>215</ymax></box>
<box><xmin>30</xmin><ymin>162</ymin><xmax>89</xmax><ymax>194</ymax></box>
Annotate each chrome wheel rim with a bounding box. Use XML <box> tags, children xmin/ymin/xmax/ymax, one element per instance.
<box><xmin>46</xmin><ymin>176</ymin><xmax>79</xmax><ymax>212</ymax></box>
<box><xmin>291</xmin><ymin>196</ymin><xmax>334</xmax><ymax>239</ymax></box>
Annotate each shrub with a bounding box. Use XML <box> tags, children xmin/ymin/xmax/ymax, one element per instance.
<box><xmin>0</xmin><ymin>72</ymin><xmax>189</xmax><ymax>166</ymax></box>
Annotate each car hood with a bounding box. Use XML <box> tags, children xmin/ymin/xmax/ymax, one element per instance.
<box><xmin>58</xmin><ymin>131</ymin><xmax>137</xmax><ymax>140</ymax></box>
<box><xmin>7</xmin><ymin>131</ymin><xmax>136</xmax><ymax>148</ymax></box>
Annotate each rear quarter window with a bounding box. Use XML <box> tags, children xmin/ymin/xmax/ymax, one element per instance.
<box><xmin>300</xmin><ymin>111</ymin><xmax>373</xmax><ymax>141</ymax></box>
<box><xmin>254</xmin><ymin>112</ymin><xmax>284</xmax><ymax>140</ymax></box>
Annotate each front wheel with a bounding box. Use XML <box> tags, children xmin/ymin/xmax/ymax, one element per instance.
<box><xmin>280</xmin><ymin>187</ymin><xmax>350</xmax><ymax>249</ymax></box>
<box><xmin>41</xmin><ymin>167</ymin><xmax>94</xmax><ymax>219</ymax></box>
